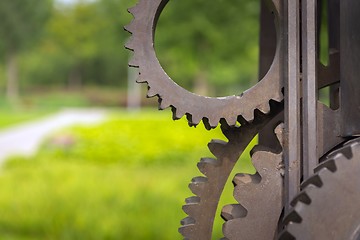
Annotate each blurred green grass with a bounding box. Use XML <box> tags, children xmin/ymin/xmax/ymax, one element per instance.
<box><xmin>0</xmin><ymin>109</ymin><xmax>256</xmax><ymax>239</ymax></box>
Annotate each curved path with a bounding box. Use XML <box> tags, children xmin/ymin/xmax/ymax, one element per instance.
<box><xmin>0</xmin><ymin>108</ymin><xmax>107</xmax><ymax>165</ymax></box>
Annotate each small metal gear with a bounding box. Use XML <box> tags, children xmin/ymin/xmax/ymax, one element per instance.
<box><xmin>124</xmin><ymin>0</ymin><xmax>283</xmax><ymax>128</ymax></box>
<box><xmin>179</xmin><ymin>102</ymin><xmax>283</xmax><ymax>240</ymax></box>
<box><xmin>279</xmin><ymin>138</ymin><xmax>360</xmax><ymax>240</ymax></box>
<box><xmin>222</xmin><ymin>124</ymin><xmax>284</xmax><ymax>240</ymax></box>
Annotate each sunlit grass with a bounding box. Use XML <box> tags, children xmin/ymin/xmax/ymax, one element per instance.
<box><xmin>0</xmin><ymin>109</ymin><xmax>256</xmax><ymax>239</ymax></box>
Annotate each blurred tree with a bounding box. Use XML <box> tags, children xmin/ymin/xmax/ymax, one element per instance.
<box><xmin>0</xmin><ymin>0</ymin><xmax>53</xmax><ymax>103</ymax></box>
<box><xmin>155</xmin><ymin>0</ymin><xmax>261</xmax><ymax>97</ymax></box>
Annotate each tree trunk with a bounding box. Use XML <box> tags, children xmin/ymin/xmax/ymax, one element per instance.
<box><xmin>68</xmin><ymin>66</ymin><xmax>82</xmax><ymax>90</ymax></box>
<box><xmin>6</xmin><ymin>48</ymin><xmax>19</xmax><ymax>104</ymax></box>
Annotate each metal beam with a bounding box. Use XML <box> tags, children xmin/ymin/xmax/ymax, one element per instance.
<box><xmin>302</xmin><ymin>0</ymin><xmax>318</xmax><ymax>179</ymax></box>
<box><xmin>340</xmin><ymin>0</ymin><xmax>360</xmax><ymax>136</ymax></box>
<box><xmin>284</xmin><ymin>0</ymin><xmax>301</xmax><ymax>213</ymax></box>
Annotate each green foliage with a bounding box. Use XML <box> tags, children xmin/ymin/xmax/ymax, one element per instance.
<box><xmin>0</xmin><ymin>110</ymin><xmax>256</xmax><ymax>239</ymax></box>
<box><xmin>30</xmin><ymin>111</ymin><xmax>227</xmax><ymax>166</ymax></box>
<box><xmin>156</xmin><ymin>0</ymin><xmax>260</xmax><ymax>96</ymax></box>
<box><xmin>0</xmin><ymin>0</ymin><xmax>53</xmax><ymax>52</ymax></box>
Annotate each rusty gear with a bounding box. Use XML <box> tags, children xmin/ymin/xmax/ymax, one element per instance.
<box><xmin>222</xmin><ymin>124</ymin><xmax>284</xmax><ymax>240</ymax></box>
<box><xmin>179</xmin><ymin>103</ymin><xmax>283</xmax><ymax>240</ymax></box>
<box><xmin>279</xmin><ymin>138</ymin><xmax>360</xmax><ymax>240</ymax></box>
<box><xmin>124</xmin><ymin>0</ymin><xmax>283</xmax><ymax>128</ymax></box>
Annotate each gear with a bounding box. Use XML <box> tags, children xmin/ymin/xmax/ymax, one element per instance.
<box><xmin>179</xmin><ymin>103</ymin><xmax>283</xmax><ymax>240</ymax></box>
<box><xmin>279</xmin><ymin>138</ymin><xmax>360</xmax><ymax>240</ymax></box>
<box><xmin>124</xmin><ymin>0</ymin><xmax>283</xmax><ymax>129</ymax></box>
<box><xmin>222</xmin><ymin>124</ymin><xmax>284</xmax><ymax>240</ymax></box>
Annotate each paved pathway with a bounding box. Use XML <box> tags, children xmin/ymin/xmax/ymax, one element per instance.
<box><xmin>0</xmin><ymin>108</ymin><xmax>107</xmax><ymax>165</ymax></box>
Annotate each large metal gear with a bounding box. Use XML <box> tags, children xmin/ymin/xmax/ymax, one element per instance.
<box><xmin>179</xmin><ymin>104</ymin><xmax>283</xmax><ymax>240</ymax></box>
<box><xmin>124</xmin><ymin>0</ymin><xmax>283</xmax><ymax>128</ymax></box>
<box><xmin>124</xmin><ymin>0</ymin><xmax>360</xmax><ymax>239</ymax></box>
<box><xmin>222</xmin><ymin>124</ymin><xmax>284</xmax><ymax>240</ymax></box>
<box><xmin>279</xmin><ymin>138</ymin><xmax>360</xmax><ymax>240</ymax></box>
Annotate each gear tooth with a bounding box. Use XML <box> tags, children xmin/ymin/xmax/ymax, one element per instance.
<box><xmin>225</xmin><ymin>115</ymin><xmax>237</xmax><ymax>127</ymax></box>
<box><xmin>178</xmin><ymin>224</ymin><xmax>195</xmax><ymax>238</ymax></box>
<box><xmin>146</xmin><ymin>87</ymin><xmax>157</xmax><ymax>98</ymax></box>
<box><xmin>282</xmin><ymin>209</ymin><xmax>302</xmax><ymax>225</ymax></box>
<box><xmin>249</xmin><ymin>145</ymin><xmax>269</xmax><ymax>156</ymax></box>
<box><xmin>258</xmin><ymin>102</ymin><xmax>271</xmax><ymax>114</ymax></box>
<box><xmin>124</xmin><ymin>36</ymin><xmax>136</xmax><ymax>51</ymax></box>
<box><xmin>327</xmin><ymin>143</ymin><xmax>353</xmax><ymax>160</ymax></box>
<box><xmin>182</xmin><ymin>203</ymin><xmax>198</xmax><ymax>216</ymax></box>
<box><xmin>274</xmin><ymin>123</ymin><xmax>285</xmax><ymax>146</ymax></box>
<box><xmin>233</xmin><ymin>173</ymin><xmax>252</xmax><ymax>186</ymax></box>
<box><xmin>189</xmin><ymin>177</ymin><xmax>207</xmax><ymax>196</ymax></box>
<box><xmin>185</xmin><ymin>196</ymin><xmax>200</xmax><ymax>204</ymax></box>
<box><xmin>189</xmin><ymin>114</ymin><xmax>202</xmax><ymax>126</ymax></box>
<box><xmin>208</xmin><ymin>117</ymin><xmax>220</xmax><ymax>129</ymax></box>
<box><xmin>208</xmin><ymin>140</ymin><xmax>227</xmax><ymax>157</ymax></box>
<box><xmin>127</xmin><ymin>4</ymin><xmax>140</xmax><ymax>15</ymax></box>
<box><xmin>158</xmin><ymin>98</ymin><xmax>171</xmax><ymax>110</ymax></box>
<box><xmin>278</xmin><ymin>230</ymin><xmax>296</xmax><ymax>240</ymax></box>
<box><xmin>290</xmin><ymin>191</ymin><xmax>311</xmax><ymax>206</ymax></box>
<box><xmin>221</xmin><ymin>204</ymin><xmax>247</xmax><ymax>221</ymax></box>
<box><xmin>301</xmin><ymin>174</ymin><xmax>323</xmax><ymax>189</ymax></box>
<box><xmin>129</xmin><ymin>54</ymin><xmax>140</xmax><ymax>68</ymax></box>
<box><xmin>197</xmin><ymin>158</ymin><xmax>218</xmax><ymax>176</ymax></box>
<box><xmin>272</xmin><ymin>93</ymin><xmax>284</xmax><ymax>103</ymax></box>
<box><xmin>241</xmin><ymin>111</ymin><xmax>254</xmax><ymax>122</ymax></box>
<box><xmin>124</xmin><ymin>19</ymin><xmax>137</xmax><ymax>33</ymax></box>
<box><xmin>314</xmin><ymin>159</ymin><xmax>337</xmax><ymax>173</ymax></box>
<box><xmin>180</xmin><ymin>217</ymin><xmax>195</xmax><ymax>226</ymax></box>
<box><xmin>135</xmin><ymin>75</ymin><xmax>146</xmax><ymax>83</ymax></box>
<box><xmin>285</xmin><ymin>222</ymin><xmax>303</xmax><ymax>239</ymax></box>
<box><xmin>171</xmin><ymin>107</ymin><xmax>185</xmax><ymax>120</ymax></box>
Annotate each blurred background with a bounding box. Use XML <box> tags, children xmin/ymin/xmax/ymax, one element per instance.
<box><xmin>0</xmin><ymin>0</ymin><xmax>264</xmax><ymax>239</ymax></box>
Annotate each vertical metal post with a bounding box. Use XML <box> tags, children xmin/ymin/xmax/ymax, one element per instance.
<box><xmin>302</xmin><ymin>0</ymin><xmax>318</xmax><ymax>179</ymax></box>
<box><xmin>258</xmin><ymin>0</ymin><xmax>280</xmax><ymax>151</ymax></box>
<box><xmin>284</xmin><ymin>0</ymin><xmax>301</xmax><ymax>213</ymax></box>
<box><xmin>340</xmin><ymin>0</ymin><xmax>360</xmax><ymax>136</ymax></box>
<box><xmin>328</xmin><ymin>0</ymin><xmax>340</xmax><ymax>110</ymax></box>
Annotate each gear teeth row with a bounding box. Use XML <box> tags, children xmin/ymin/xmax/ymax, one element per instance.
<box><xmin>124</xmin><ymin>0</ymin><xmax>284</xmax><ymax>129</ymax></box>
<box><xmin>179</xmin><ymin>138</ymin><xmax>230</xmax><ymax>240</ymax></box>
<box><xmin>179</xmin><ymin>118</ymin><xmax>274</xmax><ymax>239</ymax></box>
<box><xmin>279</xmin><ymin>139</ymin><xmax>360</xmax><ymax>240</ymax></box>
<box><xmin>222</xmin><ymin>124</ymin><xmax>284</xmax><ymax>240</ymax></box>
<box><xmin>178</xmin><ymin>108</ymin><xmax>283</xmax><ymax>239</ymax></box>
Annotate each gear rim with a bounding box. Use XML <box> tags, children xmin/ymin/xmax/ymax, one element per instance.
<box><xmin>125</xmin><ymin>0</ymin><xmax>283</xmax><ymax>128</ymax></box>
<box><xmin>279</xmin><ymin>138</ymin><xmax>360</xmax><ymax>240</ymax></box>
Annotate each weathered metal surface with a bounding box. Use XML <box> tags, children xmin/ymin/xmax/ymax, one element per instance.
<box><xmin>301</xmin><ymin>0</ymin><xmax>318</xmax><ymax>179</ymax></box>
<box><xmin>258</xmin><ymin>0</ymin><xmax>282</xmax><ymax>152</ymax></box>
<box><xmin>340</xmin><ymin>0</ymin><xmax>360</xmax><ymax>136</ymax></box>
<box><xmin>283</xmin><ymin>0</ymin><xmax>301</xmax><ymax>214</ymax></box>
<box><xmin>279</xmin><ymin>138</ymin><xmax>360</xmax><ymax>239</ymax></box>
<box><xmin>222</xmin><ymin>124</ymin><xmax>284</xmax><ymax>240</ymax></box>
<box><xmin>125</xmin><ymin>0</ymin><xmax>283</xmax><ymax>129</ymax></box>
<box><xmin>179</xmin><ymin>104</ymin><xmax>283</xmax><ymax>240</ymax></box>
<box><xmin>125</xmin><ymin>0</ymin><xmax>360</xmax><ymax>239</ymax></box>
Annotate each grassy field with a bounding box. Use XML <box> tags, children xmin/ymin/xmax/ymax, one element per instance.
<box><xmin>0</xmin><ymin>108</ymin><xmax>256</xmax><ymax>239</ymax></box>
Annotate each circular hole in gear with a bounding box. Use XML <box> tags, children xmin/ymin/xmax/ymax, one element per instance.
<box><xmin>155</xmin><ymin>0</ymin><xmax>276</xmax><ymax>97</ymax></box>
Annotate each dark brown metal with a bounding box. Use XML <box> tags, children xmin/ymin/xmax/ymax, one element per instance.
<box><xmin>279</xmin><ymin>138</ymin><xmax>360</xmax><ymax>239</ymax></box>
<box><xmin>179</xmin><ymin>105</ymin><xmax>283</xmax><ymax>240</ymax></box>
<box><xmin>283</xmin><ymin>0</ymin><xmax>301</xmax><ymax>214</ymax></box>
<box><xmin>125</xmin><ymin>0</ymin><xmax>283</xmax><ymax>129</ymax></box>
<box><xmin>301</xmin><ymin>0</ymin><xmax>318</xmax><ymax>179</ymax></box>
<box><xmin>124</xmin><ymin>0</ymin><xmax>360</xmax><ymax>238</ymax></box>
<box><xmin>258</xmin><ymin>0</ymin><xmax>282</xmax><ymax>152</ymax></box>
<box><xmin>340</xmin><ymin>0</ymin><xmax>360</xmax><ymax>136</ymax></box>
<box><xmin>222</xmin><ymin>124</ymin><xmax>284</xmax><ymax>240</ymax></box>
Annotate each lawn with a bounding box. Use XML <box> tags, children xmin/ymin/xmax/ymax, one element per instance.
<box><xmin>0</xmin><ymin>109</ymin><xmax>256</xmax><ymax>239</ymax></box>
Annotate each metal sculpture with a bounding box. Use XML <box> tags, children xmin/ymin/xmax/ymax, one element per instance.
<box><xmin>125</xmin><ymin>0</ymin><xmax>360</xmax><ymax>239</ymax></box>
